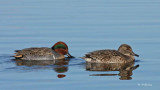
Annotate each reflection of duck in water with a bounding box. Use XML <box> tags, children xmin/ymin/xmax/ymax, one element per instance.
<box><xmin>86</xmin><ymin>62</ymin><xmax>139</xmax><ymax>80</ymax></box>
<box><xmin>14</xmin><ymin>41</ymin><xmax>74</xmax><ymax>60</ymax></box>
<box><xmin>82</xmin><ymin>44</ymin><xmax>140</xmax><ymax>80</ymax></box>
<box><xmin>14</xmin><ymin>59</ymin><xmax>69</xmax><ymax>78</ymax></box>
<box><xmin>83</xmin><ymin>44</ymin><xmax>139</xmax><ymax>63</ymax></box>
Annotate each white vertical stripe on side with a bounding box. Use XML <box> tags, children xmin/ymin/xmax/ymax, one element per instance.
<box><xmin>53</xmin><ymin>54</ymin><xmax>56</xmax><ymax>60</ymax></box>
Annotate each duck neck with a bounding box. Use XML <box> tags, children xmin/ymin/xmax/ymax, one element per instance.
<box><xmin>51</xmin><ymin>49</ymin><xmax>65</xmax><ymax>60</ymax></box>
<box><xmin>125</xmin><ymin>55</ymin><xmax>135</xmax><ymax>62</ymax></box>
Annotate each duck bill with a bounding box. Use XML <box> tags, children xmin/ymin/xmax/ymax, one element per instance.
<box><xmin>66</xmin><ymin>52</ymin><xmax>74</xmax><ymax>58</ymax></box>
<box><xmin>132</xmin><ymin>52</ymin><xmax>139</xmax><ymax>57</ymax></box>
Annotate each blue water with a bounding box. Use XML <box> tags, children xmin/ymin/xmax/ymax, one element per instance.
<box><xmin>0</xmin><ymin>0</ymin><xmax>160</xmax><ymax>90</ymax></box>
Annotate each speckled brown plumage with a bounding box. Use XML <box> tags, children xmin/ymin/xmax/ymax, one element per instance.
<box><xmin>83</xmin><ymin>44</ymin><xmax>139</xmax><ymax>63</ymax></box>
<box><xmin>85</xmin><ymin>50</ymin><xmax>130</xmax><ymax>63</ymax></box>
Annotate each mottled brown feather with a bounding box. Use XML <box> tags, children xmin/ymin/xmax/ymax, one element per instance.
<box><xmin>84</xmin><ymin>50</ymin><xmax>132</xmax><ymax>63</ymax></box>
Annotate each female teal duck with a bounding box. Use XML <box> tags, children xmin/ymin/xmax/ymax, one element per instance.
<box><xmin>83</xmin><ymin>44</ymin><xmax>139</xmax><ymax>63</ymax></box>
<box><xmin>14</xmin><ymin>41</ymin><xmax>73</xmax><ymax>60</ymax></box>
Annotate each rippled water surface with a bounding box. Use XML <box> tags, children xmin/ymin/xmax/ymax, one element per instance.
<box><xmin>0</xmin><ymin>0</ymin><xmax>160</xmax><ymax>90</ymax></box>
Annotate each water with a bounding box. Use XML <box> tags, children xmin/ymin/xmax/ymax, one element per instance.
<box><xmin>0</xmin><ymin>0</ymin><xmax>160</xmax><ymax>89</ymax></box>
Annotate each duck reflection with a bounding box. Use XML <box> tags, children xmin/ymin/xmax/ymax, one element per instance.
<box><xmin>14</xmin><ymin>58</ymin><xmax>69</xmax><ymax>78</ymax></box>
<box><xmin>86</xmin><ymin>62</ymin><xmax>139</xmax><ymax>80</ymax></box>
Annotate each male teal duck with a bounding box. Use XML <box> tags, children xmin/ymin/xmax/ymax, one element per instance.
<box><xmin>83</xmin><ymin>44</ymin><xmax>139</xmax><ymax>63</ymax></box>
<box><xmin>14</xmin><ymin>41</ymin><xmax>73</xmax><ymax>60</ymax></box>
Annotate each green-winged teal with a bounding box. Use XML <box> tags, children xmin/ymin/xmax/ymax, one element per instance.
<box><xmin>14</xmin><ymin>41</ymin><xmax>73</xmax><ymax>60</ymax></box>
<box><xmin>83</xmin><ymin>44</ymin><xmax>139</xmax><ymax>63</ymax></box>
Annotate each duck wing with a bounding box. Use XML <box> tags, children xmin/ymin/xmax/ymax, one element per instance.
<box><xmin>14</xmin><ymin>47</ymin><xmax>53</xmax><ymax>60</ymax></box>
<box><xmin>84</xmin><ymin>50</ymin><xmax>128</xmax><ymax>63</ymax></box>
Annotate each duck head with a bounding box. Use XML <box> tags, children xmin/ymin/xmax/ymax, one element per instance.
<box><xmin>51</xmin><ymin>41</ymin><xmax>74</xmax><ymax>58</ymax></box>
<box><xmin>118</xmin><ymin>44</ymin><xmax>139</xmax><ymax>58</ymax></box>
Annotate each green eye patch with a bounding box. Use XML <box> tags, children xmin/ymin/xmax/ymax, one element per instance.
<box><xmin>54</xmin><ymin>44</ymin><xmax>66</xmax><ymax>49</ymax></box>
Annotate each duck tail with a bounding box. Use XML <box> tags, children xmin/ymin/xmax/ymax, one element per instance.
<box><xmin>14</xmin><ymin>54</ymin><xmax>23</xmax><ymax>58</ymax></box>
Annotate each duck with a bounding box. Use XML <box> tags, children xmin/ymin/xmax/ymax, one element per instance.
<box><xmin>14</xmin><ymin>41</ymin><xmax>73</xmax><ymax>60</ymax></box>
<box><xmin>82</xmin><ymin>44</ymin><xmax>139</xmax><ymax>63</ymax></box>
